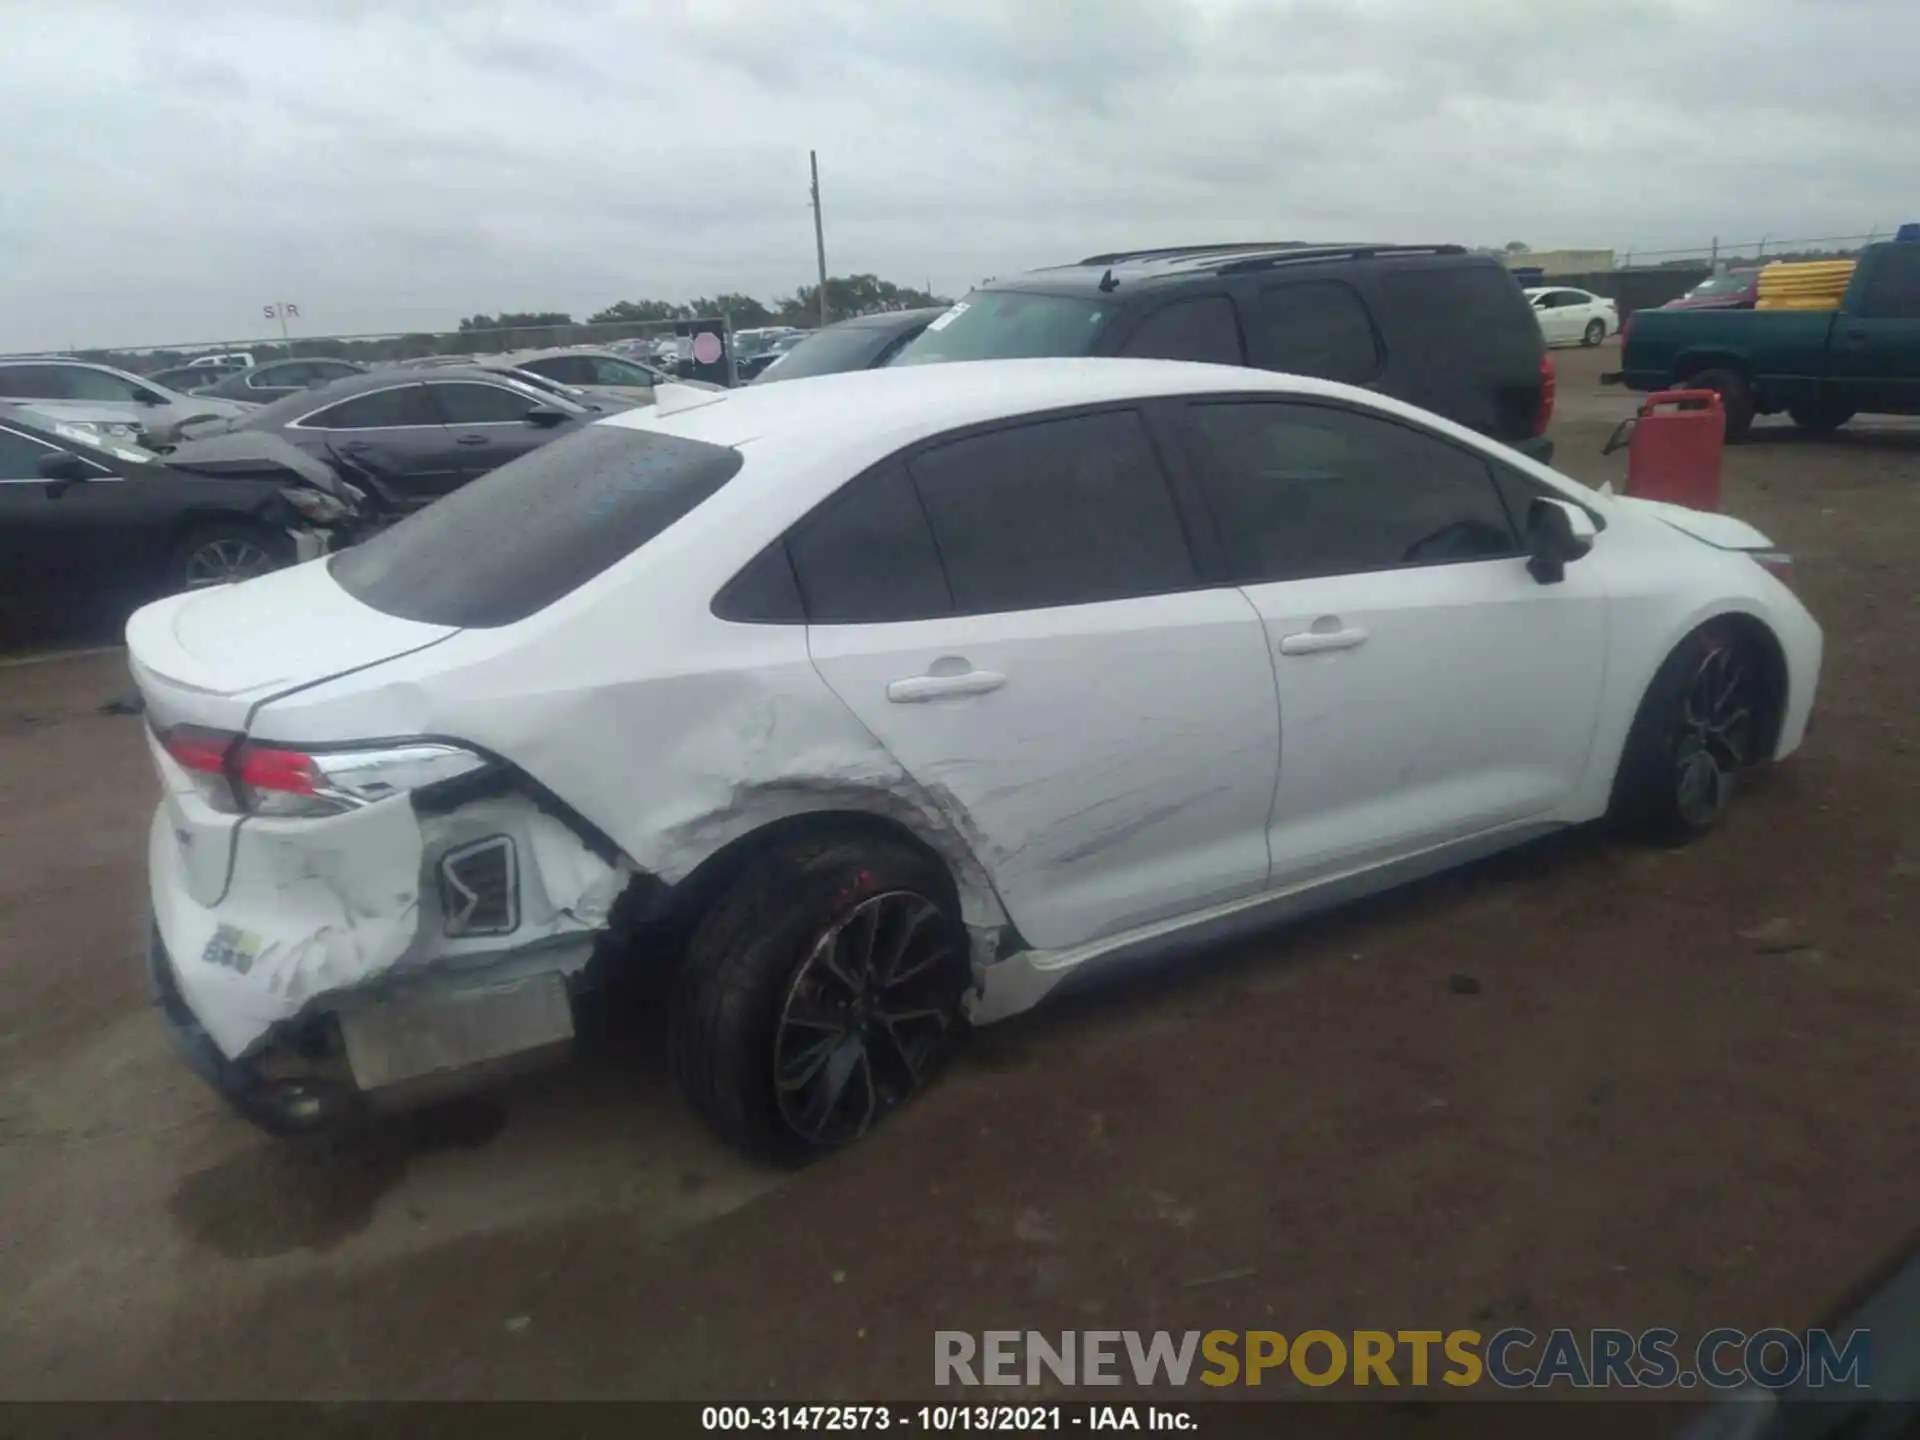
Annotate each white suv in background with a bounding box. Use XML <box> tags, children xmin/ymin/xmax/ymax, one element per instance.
<box><xmin>0</xmin><ymin>358</ymin><xmax>253</xmax><ymax>443</ymax></box>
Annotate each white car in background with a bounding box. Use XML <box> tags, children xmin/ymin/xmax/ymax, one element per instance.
<box><xmin>0</xmin><ymin>357</ymin><xmax>254</xmax><ymax>444</ymax></box>
<box><xmin>1525</xmin><ymin>287</ymin><xmax>1619</xmax><ymax>347</ymax></box>
<box><xmin>128</xmin><ymin>360</ymin><xmax>1820</xmax><ymax>1158</ymax></box>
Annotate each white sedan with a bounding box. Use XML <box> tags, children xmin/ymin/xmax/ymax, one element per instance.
<box><xmin>127</xmin><ymin>359</ymin><xmax>1821</xmax><ymax>1157</ymax></box>
<box><xmin>1526</xmin><ymin>286</ymin><xmax>1619</xmax><ymax>347</ymax></box>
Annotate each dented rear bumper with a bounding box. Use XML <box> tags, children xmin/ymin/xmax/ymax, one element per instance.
<box><xmin>146</xmin><ymin>783</ymin><xmax>637</xmax><ymax>1127</ymax></box>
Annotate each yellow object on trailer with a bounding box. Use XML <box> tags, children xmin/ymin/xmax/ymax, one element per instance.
<box><xmin>1756</xmin><ymin>259</ymin><xmax>1856</xmax><ymax>306</ymax></box>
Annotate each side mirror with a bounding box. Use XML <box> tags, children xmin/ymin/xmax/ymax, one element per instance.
<box><xmin>39</xmin><ymin>451</ymin><xmax>97</xmax><ymax>497</ymax></box>
<box><xmin>523</xmin><ymin>404</ymin><xmax>568</xmax><ymax>428</ymax></box>
<box><xmin>1525</xmin><ymin>497</ymin><xmax>1597</xmax><ymax>584</ymax></box>
<box><xmin>133</xmin><ymin>389</ymin><xmax>166</xmax><ymax>406</ymax></box>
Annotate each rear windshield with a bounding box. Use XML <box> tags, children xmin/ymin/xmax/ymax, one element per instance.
<box><xmin>329</xmin><ymin>423</ymin><xmax>742</xmax><ymax>627</ymax></box>
<box><xmin>1374</xmin><ymin>263</ymin><xmax>1539</xmax><ymax>355</ymax></box>
<box><xmin>891</xmin><ymin>290</ymin><xmax>1112</xmax><ymax>365</ymax></box>
<box><xmin>1686</xmin><ymin>272</ymin><xmax>1756</xmax><ymax>298</ymax></box>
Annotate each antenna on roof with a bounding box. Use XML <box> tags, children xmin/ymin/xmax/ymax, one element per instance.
<box><xmin>1097</xmin><ymin>268</ymin><xmax>1120</xmax><ymax>293</ymax></box>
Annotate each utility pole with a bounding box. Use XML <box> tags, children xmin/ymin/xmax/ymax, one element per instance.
<box><xmin>810</xmin><ymin>149</ymin><xmax>829</xmax><ymax>329</ymax></box>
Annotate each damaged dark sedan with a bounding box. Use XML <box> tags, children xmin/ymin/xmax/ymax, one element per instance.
<box><xmin>0</xmin><ymin>406</ymin><xmax>353</xmax><ymax>638</ymax></box>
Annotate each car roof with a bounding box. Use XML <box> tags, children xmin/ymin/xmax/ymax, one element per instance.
<box><xmin>606</xmin><ymin>355</ymin><xmax>1476</xmax><ymax>461</ymax></box>
<box><xmin>991</xmin><ymin>242</ymin><xmax>1474</xmax><ymax>298</ymax></box>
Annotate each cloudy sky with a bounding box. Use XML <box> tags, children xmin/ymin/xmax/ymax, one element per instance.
<box><xmin>2</xmin><ymin>0</ymin><xmax>1910</xmax><ymax>350</ymax></box>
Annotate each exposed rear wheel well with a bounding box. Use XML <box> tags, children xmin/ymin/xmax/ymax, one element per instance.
<box><xmin>1712</xmin><ymin>612</ymin><xmax>1791</xmax><ymax>761</ymax></box>
<box><xmin>630</xmin><ymin>810</ymin><xmax>966</xmax><ymax>980</ymax></box>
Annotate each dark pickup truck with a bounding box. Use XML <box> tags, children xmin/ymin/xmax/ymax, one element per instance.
<box><xmin>1607</xmin><ymin>240</ymin><xmax>1920</xmax><ymax>441</ymax></box>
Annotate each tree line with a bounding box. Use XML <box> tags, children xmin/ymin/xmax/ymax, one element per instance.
<box><xmin>80</xmin><ymin>274</ymin><xmax>955</xmax><ymax>374</ymax></box>
<box><xmin>460</xmin><ymin>274</ymin><xmax>950</xmax><ymax>335</ymax></box>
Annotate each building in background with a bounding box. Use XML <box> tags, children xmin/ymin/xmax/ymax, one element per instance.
<box><xmin>1504</xmin><ymin>249</ymin><xmax>1616</xmax><ymax>277</ymax></box>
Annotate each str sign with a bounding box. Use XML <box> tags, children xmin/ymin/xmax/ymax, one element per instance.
<box><xmin>263</xmin><ymin>302</ymin><xmax>301</xmax><ymax>321</ymax></box>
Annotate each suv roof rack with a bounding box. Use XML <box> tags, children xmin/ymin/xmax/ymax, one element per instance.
<box><xmin>1068</xmin><ymin>242</ymin><xmax>1468</xmax><ymax>271</ymax></box>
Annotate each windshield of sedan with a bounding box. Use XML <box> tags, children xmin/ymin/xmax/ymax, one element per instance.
<box><xmin>754</xmin><ymin>326</ymin><xmax>893</xmax><ymax>382</ymax></box>
<box><xmin>889</xmin><ymin>290</ymin><xmax>1112</xmax><ymax>365</ymax></box>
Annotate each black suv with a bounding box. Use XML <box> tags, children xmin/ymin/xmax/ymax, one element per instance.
<box><xmin>892</xmin><ymin>242</ymin><xmax>1556</xmax><ymax>464</ymax></box>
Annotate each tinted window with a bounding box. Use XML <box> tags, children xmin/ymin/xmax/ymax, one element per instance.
<box><xmin>305</xmin><ymin>384</ymin><xmax>439</xmax><ymax>429</ymax></box>
<box><xmin>330</xmin><ymin>424</ymin><xmax>742</xmax><ymax>627</ymax></box>
<box><xmin>1488</xmin><ymin>459</ymin><xmax>1606</xmax><ymax>535</ymax></box>
<box><xmin>908</xmin><ymin>409</ymin><xmax>1196</xmax><ymax>614</ymax></box>
<box><xmin>1189</xmin><ymin>402</ymin><xmax>1518</xmax><ymax>583</ymax></box>
<box><xmin>0</xmin><ymin>366</ymin><xmax>65</xmax><ymax>400</ymax></box>
<box><xmin>251</xmin><ymin>364</ymin><xmax>306</xmax><ymax>387</ymax></box>
<box><xmin>63</xmin><ymin>367</ymin><xmax>154</xmax><ymax>403</ymax></box>
<box><xmin>584</xmin><ymin>356</ymin><xmax>658</xmax><ymax>386</ymax></box>
<box><xmin>0</xmin><ymin>427</ymin><xmax>55</xmax><ymax>479</ymax></box>
<box><xmin>310</xmin><ymin>361</ymin><xmax>362</xmax><ymax>380</ymax></box>
<box><xmin>1118</xmin><ymin>296</ymin><xmax>1244</xmax><ymax>365</ymax></box>
<box><xmin>1383</xmin><ymin>265</ymin><xmax>1538</xmax><ymax>355</ymax></box>
<box><xmin>891</xmin><ymin>290</ymin><xmax>1112</xmax><ymax>365</ymax></box>
<box><xmin>1859</xmin><ymin>245</ymin><xmax>1920</xmax><ymax>319</ymax></box>
<box><xmin>431</xmin><ymin>381</ymin><xmax>543</xmax><ymax>423</ymax></box>
<box><xmin>713</xmin><ymin>542</ymin><xmax>805</xmax><ymax>624</ymax></box>
<box><xmin>787</xmin><ymin>463</ymin><xmax>951</xmax><ymax>623</ymax></box>
<box><xmin>1241</xmin><ymin>281</ymin><xmax>1381</xmax><ymax>383</ymax></box>
<box><xmin>525</xmin><ymin>355</ymin><xmax>595</xmax><ymax>385</ymax></box>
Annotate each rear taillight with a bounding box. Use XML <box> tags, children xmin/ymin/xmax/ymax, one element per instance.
<box><xmin>159</xmin><ymin>728</ymin><xmax>487</xmax><ymax>819</ymax></box>
<box><xmin>1748</xmin><ymin>549</ymin><xmax>1797</xmax><ymax>591</ymax></box>
<box><xmin>1533</xmin><ymin>353</ymin><xmax>1556</xmax><ymax>436</ymax></box>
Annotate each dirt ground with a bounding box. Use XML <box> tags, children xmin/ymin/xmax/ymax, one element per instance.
<box><xmin>1</xmin><ymin>343</ymin><xmax>1916</xmax><ymax>1405</ymax></box>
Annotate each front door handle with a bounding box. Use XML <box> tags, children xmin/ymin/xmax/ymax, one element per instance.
<box><xmin>455</xmin><ymin>434</ymin><xmax>490</xmax><ymax>446</ymax></box>
<box><xmin>886</xmin><ymin>670</ymin><xmax>1007</xmax><ymax>703</ymax></box>
<box><xmin>1278</xmin><ymin>626</ymin><xmax>1369</xmax><ymax>656</ymax></box>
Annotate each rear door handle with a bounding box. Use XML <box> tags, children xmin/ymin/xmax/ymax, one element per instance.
<box><xmin>886</xmin><ymin>670</ymin><xmax>1006</xmax><ymax>703</ymax></box>
<box><xmin>455</xmin><ymin>434</ymin><xmax>490</xmax><ymax>446</ymax></box>
<box><xmin>1279</xmin><ymin>626</ymin><xmax>1369</xmax><ymax>656</ymax></box>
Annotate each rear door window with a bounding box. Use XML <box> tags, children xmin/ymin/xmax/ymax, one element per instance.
<box><xmin>1117</xmin><ymin>296</ymin><xmax>1245</xmax><ymax>365</ymax></box>
<box><xmin>787</xmin><ymin>462</ymin><xmax>952</xmax><ymax>623</ymax></box>
<box><xmin>303</xmin><ymin>385</ymin><xmax>439</xmax><ymax>430</ymax></box>
<box><xmin>905</xmin><ymin>408</ymin><xmax>1197</xmax><ymax>614</ymax></box>
<box><xmin>526</xmin><ymin>355</ymin><xmax>595</xmax><ymax>385</ymax></box>
<box><xmin>329</xmin><ymin>424</ymin><xmax>743</xmax><ymax>627</ymax></box>
<box><xmin>1240</xmin><ymin>281</ymin><xmax>1381</xmax><ymax>384</ymax></box>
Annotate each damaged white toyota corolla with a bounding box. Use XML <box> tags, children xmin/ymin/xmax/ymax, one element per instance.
<box><xmin>129</xmin><ymin>358</ymin><xmax>1821</xmax><ymax>1157</ymax></box>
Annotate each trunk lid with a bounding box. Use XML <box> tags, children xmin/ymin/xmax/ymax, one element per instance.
<box><xmin>127</xmin><ymin>558</ymin><xmax>458</xmax><ymax>735</ymax></box>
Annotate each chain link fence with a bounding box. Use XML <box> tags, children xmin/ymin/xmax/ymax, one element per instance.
<box><xmin>1615</xmin><ymin>233</ymin><xmax>1881</xmax><ymax>270</ymax></box>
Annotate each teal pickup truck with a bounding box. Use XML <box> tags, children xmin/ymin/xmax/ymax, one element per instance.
<box><xmin>1606</xmin><ymin>239</ymin><xmax>1920</xmax><ymax>441</ymax></box>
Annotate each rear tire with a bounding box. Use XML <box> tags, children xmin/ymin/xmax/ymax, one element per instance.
<box><xmin>171</xmin><ymin>522</ymin><xmax>291</xmax><ymax>592</ymax></box>
<box><xmin>1683</xmin><ymin>367</ymin><xmax>1756</xmax><ymax>444</ymax></box>
<box><xmin>1787</xmin><ymin>402</ymin><xmax>1854</xmax><ymax>434</ymax></box>
<box><xmin>669</xmin><ymin>835</ymin><xmax>971</xmax><ymax>1160</ymax></box>
<box><xmin>1608</xmin><ymin>624</ymin><xmax>1762</xmax><ymax>844</ymax></box>
<box><xmin>1582</xmin><ymin>319</ymin><xmax>1606</xmax><ymax>347</ymax></box>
